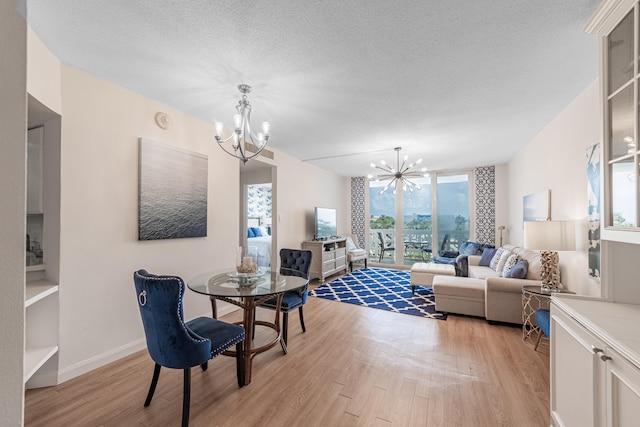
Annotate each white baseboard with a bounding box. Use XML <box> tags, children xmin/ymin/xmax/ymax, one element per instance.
<box><xmin>56</xmin><ymin>304</ymin><xmax>241</xmax><ymax>384</ymax></box>
<box><xmin>25</xmin><ymin>371</ymin><xmax>58</xmax><ymax>389</ymax></box>
<box><xmin>58</xmin><ymin>338</ymin><xmax>147</xmax><ymax>384</ymax></box>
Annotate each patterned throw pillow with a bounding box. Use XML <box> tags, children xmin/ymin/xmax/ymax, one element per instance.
<box><xmin>489</xmin><ymin>247</ymin><xmax>506</xmax><ymax>270</ymax></box>
<box><xmin>495</xmin><ymin>250</ymin><xmax>512</xmax><ymax>275</ymax></box>
<box><xmin>501</xmin><ymin>254</ymin><xmax>520</xmax><ymax>277</ymax></box>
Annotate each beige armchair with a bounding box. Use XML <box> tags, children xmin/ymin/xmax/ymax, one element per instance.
<box><xmin>346</xmin><ymin>234</ymin><xmax>367</xmax><ymax>272</ymax></box>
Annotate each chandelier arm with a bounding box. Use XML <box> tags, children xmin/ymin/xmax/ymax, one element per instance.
<box><xmin>374</xmin><ymin>165</ymin><xmax>394</xmax><ymax>174</ymax></box>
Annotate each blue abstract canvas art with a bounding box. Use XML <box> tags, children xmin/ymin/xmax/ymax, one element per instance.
<box><xmin>587</xmin><ymin>143</ymin><xmax>600</xmax><ymax>281</ymax></box>
<box><xmin>138</xmin><ymin>138</ymin><xmax>208</xmax><ymax>240</ymax></box>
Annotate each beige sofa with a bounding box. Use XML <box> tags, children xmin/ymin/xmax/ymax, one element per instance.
<box><xmin>433</xmin><ymin>244</ymin><xmax>544</xmax><ymax>324</ymax></box>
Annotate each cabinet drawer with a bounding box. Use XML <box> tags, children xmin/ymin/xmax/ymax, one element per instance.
<box><xmin>335</xmin><ymin>248</ymin><xmax>346</xmax><ymax>257</ymax></box>
<box><xmin>322</xmin><ymin>260</ymin><xmax>335</xmax><ymax>273</ymax></box>
<box><xmin>323</xmin><ymin>251</ymin><xmax>335</xmax><ymax>262</ymax></box>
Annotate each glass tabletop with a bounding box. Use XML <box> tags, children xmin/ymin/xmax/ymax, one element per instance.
<box><xmin>522</xmin><ymin>285</ymin><xmax>575</xmax><ymax>296</ymax></box>
<box><xmin>187</xmin><ymin>268</ymin><xmax>308</xmax><ymax>298</ymax></box>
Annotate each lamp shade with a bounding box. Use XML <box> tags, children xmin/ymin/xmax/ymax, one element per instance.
<box><xmin>523</xmin><ymin>221</ymin><xmax>576</xmax><ymax>251</ymax></box>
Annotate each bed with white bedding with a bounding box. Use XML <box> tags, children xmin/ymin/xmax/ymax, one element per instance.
<box><xmin>247</xmin><ymin>219</ymin><xmax>272</xmax><ymax>267</ymax></box>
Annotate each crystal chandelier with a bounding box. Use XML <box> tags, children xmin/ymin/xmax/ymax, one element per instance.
<box><xmin>367</xmin><ymin>147</ymin><xmax>428</xmax><ymax>194</ymax></box>
<box><xmin>214</xmin><ymin>84</ymin><xmax>270</xmax><ymax>164</ymax></box>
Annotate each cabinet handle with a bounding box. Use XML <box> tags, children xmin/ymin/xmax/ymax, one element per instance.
<box><xmin>591</xmin><ymin>346</ymin><xmax>612</xmax><ymax>361</ymax></box>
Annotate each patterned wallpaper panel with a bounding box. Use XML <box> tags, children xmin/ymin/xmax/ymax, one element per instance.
<box><xmin>247</xmin><ymin>183</ymin><xmax>272</xmax><ymax>219</ymax></box>
<box><xmin>350</xmin><ymin>177</ymin><xmax>367</xmax><ymax>248</ymax></box>
<box><xmin>474</xmin><ymin>166</ymin><xmax>495</xmax><ymax>245</ymax></box>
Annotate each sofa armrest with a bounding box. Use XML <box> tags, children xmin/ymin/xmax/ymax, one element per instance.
<box><xmin>485</xmin><ymin>277</ymin><xmax>541</xmax><ymax>324</ymax></box>
<box><xmin>468</xmin><ymin>255</ymin><xmax>482</xmax><ymax>266</ymax></box>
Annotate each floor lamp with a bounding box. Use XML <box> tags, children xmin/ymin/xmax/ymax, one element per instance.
<box><xmin>523</xmin><ymin>221</ymin><xmax>576</xmax><ymax>290</ymax></box>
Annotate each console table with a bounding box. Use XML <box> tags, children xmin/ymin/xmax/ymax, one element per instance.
<box><xmin>302</xmin><ymin>237</ymin><xmax>348</xmax><ymax>283</ymax></box>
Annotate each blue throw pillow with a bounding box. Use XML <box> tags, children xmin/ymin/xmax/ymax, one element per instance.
<box><xmin>247</xmin><ymin>228</ymin><xmax>255</xmax><ymax>238</ymax></box>
<box><xmin>479</xmin><ymin>248</ymin><xmax>497</xmax><ymax>266</ymax></box>
<box><xmin>505</xmin><ymin>260</ymin><xmax>529</xmax><ymax>279</ymax></box>
<box><xmin>251</xmin><ymin>227</ymin><xmax>263</xmax><ymax>237</ymax></box>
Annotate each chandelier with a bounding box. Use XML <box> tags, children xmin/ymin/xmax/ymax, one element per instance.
<box><xmin>367</xmin><ymin>147</ymin><xmax>428</xmax><ymax>194</ymax></box>
<box><xmin>214</xmin><ymin>84</ymin><xmax>270</xmax><ymax>164</ymax></box>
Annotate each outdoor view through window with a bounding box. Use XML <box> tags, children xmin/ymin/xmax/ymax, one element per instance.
<box><xmin>369</xmin><ymin>173</ymin><xmax>471</xmax><ymax>266</ymax></box>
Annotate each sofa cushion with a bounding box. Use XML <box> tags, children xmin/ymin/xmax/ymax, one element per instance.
<box><xmin>468</xmin><ymin>265</ymin><xmax>499</xmax><ymax>280</ymax></box>
<box><xmin>505</xmin><ymin>260</ymin><xmax>529</xmax><ymax>279</ymax></box>
<box><xmin>489</xmin><ymin>247</ymin><xmax>506</xmax><ymax>270</ymax></box>
<box><xmin>500</xmin><ymin>253</ymin><xmax>520</xmax><ymax>277</ymax></box>
<box><xmin>479</xmin><ymin>248</ymin><xmax>497</xmax><ymax>266</ymax></box>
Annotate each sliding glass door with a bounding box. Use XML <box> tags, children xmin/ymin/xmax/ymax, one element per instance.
<box><xmin>368</xmin><ymin>171</ymin><xmax>472</xmax><ymax>267</ymax></box>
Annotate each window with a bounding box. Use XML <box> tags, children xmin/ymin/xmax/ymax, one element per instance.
<box><xmin>368</xmin><ymin>171</ymin><xmax>473</xmax><ymax>267</ymax></box>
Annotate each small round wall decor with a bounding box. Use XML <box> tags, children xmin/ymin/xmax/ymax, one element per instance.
<box><xmin>154</xmin><ymin>112</ymin><xmax>170</xmax><ymax>130</ymax></box>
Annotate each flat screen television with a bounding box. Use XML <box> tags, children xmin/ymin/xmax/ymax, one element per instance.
<box><xmin>314</xmin><ymin>207</ymin><xmax>337</xmax><ymax>240</ymax></box>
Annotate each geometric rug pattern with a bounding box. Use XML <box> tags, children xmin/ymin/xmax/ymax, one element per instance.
<box><xmin>309</xmin><ymin>267</ymin><xmax>447</xmax><ymax>320</ymax></box>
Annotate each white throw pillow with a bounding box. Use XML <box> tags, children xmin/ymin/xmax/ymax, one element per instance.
<box><xmin>495</xmin><ymin>250</ymin><xmax>512</xmax><ymax>275</ymax></box>
<box><xmin>501</xmin><ymin>253</ymin><xmax>520</xmax><ymax>278</ymax></box>
<box><xmin>258</xmin><ymin>225</ymin><xmax>270</xmax><ymax>236</ymax></box>
<box><xmin>490</xmin><ymin>247</ymin><xmax>506</xmax><ymax>270</ymax></box>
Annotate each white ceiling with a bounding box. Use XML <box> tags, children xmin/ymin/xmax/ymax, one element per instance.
<box><xmin>26</xmin><ymin>0</ymin><xmax>600</xmax><ymax>177</ymax></box>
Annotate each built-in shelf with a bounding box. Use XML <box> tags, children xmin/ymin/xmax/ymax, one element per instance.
<box><xmin>24</xmin><ymin>345</ymin><xmax>58</xmax><ymax>383</ymax></box>
<box><xmin>25</xmin><ymin>280</ymin><xmax>58</xmax><ymax>307</ymax></box>
<box><xmin>26</xmin><ymin>264</ymin><xmax>46</xmax><ymax>273</ymax></box>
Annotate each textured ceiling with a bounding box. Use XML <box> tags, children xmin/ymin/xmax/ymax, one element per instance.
<box><xmin>26</xmin><ymin>0</ymin><xmax>600</xmax><ymax>177</ymax></box>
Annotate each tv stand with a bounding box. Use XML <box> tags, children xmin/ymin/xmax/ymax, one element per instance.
<box><xmin>302</xmin><ymin>237</ymin><xmax>347</xmax><ymax>283</ymax></box>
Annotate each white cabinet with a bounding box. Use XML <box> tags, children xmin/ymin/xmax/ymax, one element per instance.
<box><xmin>302</xmin><ymin>238</ymin><xmax>348</xmax><ymax>283</ymax></box>
<box><xmin>551</xmin><ymin>296</ymin><xmax>640</xmax><ymax>427</ymax></box>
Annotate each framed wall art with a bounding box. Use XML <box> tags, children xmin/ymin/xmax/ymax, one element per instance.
<box><xmin>523</xmin><ymin>190</ymin><xmax>550</xmax><ymax>222</ymax></box>
<box><xmin>138</xmin><ymin>138</ymin><xmax>208</xmax><ymax>240</ymax></box>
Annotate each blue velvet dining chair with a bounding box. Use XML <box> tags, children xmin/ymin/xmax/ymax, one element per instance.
<box><xmin>259</xmin><ymin>249</ymin><xmax>312</xmax><ymax>346</ymax></box>
<box><xmin>134</xmin><ymin>269</ymin><xmax>246</xmax><ymax>427</ymax></box>
<box><xmin>534</xmin><ymin>308</ymin><xmax>551</xmax><ymax>351</ymax></box>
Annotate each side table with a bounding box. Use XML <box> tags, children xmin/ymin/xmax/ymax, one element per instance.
<box><xmin>522</xmin><ymin>285</ymin><xmax>574</xmax><ymax>344</ymax></box>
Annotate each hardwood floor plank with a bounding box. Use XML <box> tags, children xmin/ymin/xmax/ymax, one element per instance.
<box><xmin>25</xmin><ymin>283</ymin><xmax>550</xmax><ymax>426</ymax></box>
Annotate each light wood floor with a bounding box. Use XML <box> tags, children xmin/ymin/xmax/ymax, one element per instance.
<box><xmin>25</xmin><ymin>278</ymin><xmax>550</xmax><ymax>427</ymax></box>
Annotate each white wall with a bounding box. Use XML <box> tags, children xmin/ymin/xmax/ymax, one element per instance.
<box><xmin>0</xmin><ymin>2</ymin><xmax>27</xmax><ymax>425</ymax></box>
<box><xmin>26</xmin><ymin>58</ymin><xmax>348</xmax><ymax>382</ymax></box>
<box><xmin>507</xmin><ymin>80</ymin><xmax>601</xmax><ymax>296</ymax></box>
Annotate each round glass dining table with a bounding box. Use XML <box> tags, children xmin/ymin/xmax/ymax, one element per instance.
<box><xmin>187</xmin><ymin>268</ymin><xmax>308</xmax><ymax>385</ymax></box>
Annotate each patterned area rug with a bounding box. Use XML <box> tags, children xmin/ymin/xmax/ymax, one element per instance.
<box><xmin>309</xmin><ymin>267</ymin><xmax>447</xmax><ymax>320</ymax></box>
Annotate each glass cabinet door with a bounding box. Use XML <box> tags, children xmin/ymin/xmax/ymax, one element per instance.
<box><xmin>605</xmin><ymin>6</ymin><xmax>640</xmax><ymax>230</ymax></box>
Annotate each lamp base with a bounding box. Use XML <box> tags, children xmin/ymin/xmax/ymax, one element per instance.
<box><xmin>540</xmin><ymin>250</ymin><xmax>560</xmax><ymax>290</ymax></box>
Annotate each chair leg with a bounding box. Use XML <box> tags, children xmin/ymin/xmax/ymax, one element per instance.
<box><xmin>182</xmin><ymin>368</ymin><xmax>191</xmax><ymax>427</ymax></box>
<box><xmin>201</xmin><ymin>362</ymin><xmax>208</xmax><ymax>371</ymax></box>
<box><xmin>298</xmin><ymin>307</ymin><xmax>306</xmax><ymax>333</ymax></box>
<box><xmin>534</xmin><ymin>328</ymin><xmax>543</xmax><ymax>351</ymax></box>
<box><xmin>364</xmin><ymin>259</ymin><xmax>367</xmax><ymax>268</ymax></box>
<box><xmin>144</xmin><ymin>363</ymin><xmax>162</xmax><ymax>407</ymax></box>
<box><xmin>282</xmin><ymin>312</ymin><xmax>289</xmax><ymax>346</ymax></box>
<box><xmin>235</xmin><ymin>341</ymin><xmax>245</xmax><ymax>387</ymax></box>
